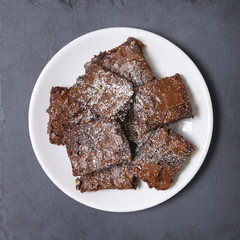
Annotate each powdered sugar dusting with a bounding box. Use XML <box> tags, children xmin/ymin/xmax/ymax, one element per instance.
<box><xmin>46</xmin><ymin>87</ymin><xmax>96</xmax><ymax>145</ymax></box>
<box><xmin>135</xmin><ymin>127</ymin><xmax>194</xmax><ymax>167</ymax></box>
<box><xmin>72</xmin><ymin>65</ymin><xmax>133</xmax><ymax>118</ymax></box>
<box><xmin>85</xmin><ymin>37</ymin><xmax>155</xmax><ymax>87</ymax></box>
<box><xmin>46</xmin><ymin>37</ymin><xmax>196</xmax><ymax>193</ymax></box>
<box><xmin>76</xmin><ymin>163</ymin><xmax>138</xmax><ymax>192</ymax></box>
<box><xmin>126</xmin><ymin>74</ymin><xmax>193</xmax><ymax>146</ymax></box>
<box><xmin>64</xmin><ymin>119</ymin><xmax>132</xmax><ymax>176</ymax></box>
<box><xmin>133</xmin><ymin>126</ymin><xmax>195</xmax><ymax>190</ymax></box>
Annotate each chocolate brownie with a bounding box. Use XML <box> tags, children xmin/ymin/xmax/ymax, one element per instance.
<box><xmin>85</xmin><ymin>37</ymin><xmax>155</xmax><ymax>87</ymax></box>
<box><xmin>114</xmin><ymin>97</ymin><xmax>133</xmax><ymax>123</ymax></box>
<box><xmin>46</xmin><ymin>87</ymin><xmax>96</xmax><ymax>145</ymax></box>
<box><xmin>126</xmin><ymin>74</ymin><xmax>193</xmax><ymax>145</ymax></box>
<box><xmin>71</xmin><ymin>65</ymin><xmax>133</xmax><ymax>118</ymax></box>
<box><xmin>76</xmin><ymin>163</ymin><xmax>139</xmax><ymax>192</ymax></box>
<box><xmin>64</xmin><ymin>119</ymin><xmax>132</xmax><ymax>176</ymax></box>
<box><xmin>133</xmin><ymin>126</ymin><xmax>195</xmax><ymax>190</ymax></box>
<box><xmin>46</xmin><ymin>38</ymin><xmax>196</xmax><ymax>193</ymax></box>
<box><xmin>125</xmin><ymin>111</ymin><xmax>154</xmax><ymax>147</ymax></box>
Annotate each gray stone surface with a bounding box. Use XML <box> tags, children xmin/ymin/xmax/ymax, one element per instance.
<box><xmin>0</xmin><ymin>0</ymin><xmax>240</xmax><ymax>239</ymax></box>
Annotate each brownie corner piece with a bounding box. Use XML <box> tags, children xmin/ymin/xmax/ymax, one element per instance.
<box><xmin>75</xmin><ymin>163</ymin><xmax>139</xmax><ymax>193</ymax></box>
<box><xmin>134</xmin><ymin>126</ymin><xmax>195</xmax><ymax>190</ymax></box>
<box><xmin>85</xmin><ymin>37</ymin><xmax>155</xmax><ymax>87</ymax></box>
<box><xmin>64</xmin><ymin>118</ymin><xmax>132</xmax><ymax>176</ymax></box>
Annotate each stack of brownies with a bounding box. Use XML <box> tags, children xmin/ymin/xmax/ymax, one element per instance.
<box><xmin>47</xmin><ymin>37</ymin><xmax>195</xmax><ymax>193</ymax></box>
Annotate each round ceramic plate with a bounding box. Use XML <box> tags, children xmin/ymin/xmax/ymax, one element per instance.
<box><xmin>29</xmin><ymin>27</ymin><xmax>213</xmax><ymax>212</ymax></box>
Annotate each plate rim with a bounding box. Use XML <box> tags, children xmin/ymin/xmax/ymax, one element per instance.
<box><xmin>28</xmin><ymin>27</ymin><xmax>213</xmax><ymax>212</ymax></box>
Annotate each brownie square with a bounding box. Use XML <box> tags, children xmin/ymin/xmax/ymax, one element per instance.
<box><xmin>71</xmin><ymin>65</ymin><xmax>133</xmax><ymax>118</ymax></box>
<box><xmin>64</xmin><ymin>119</ymin><xmax>132</xmax><ymax>176</ymax></box>
<box><xmin>85</xmin><ymin>37</ymin><xmax>155</xmax><ymax>87</ymax></box>
<box><xmin>126</xmin><ymin>74</ymin><xmax>193</xmax><ymax>146</ymax></box>
<box><xmin>46</xmin><ymin>87</ymin><xmax>96</xmax><ymax>145</ymax></box>
<box><xmin>133</xmin><ymin>126</ymin><xmax>195</xmax><ymax>190</ymax></box>
<box><xmin>75</xmin><ymin>163</ymin><xmax>139</xmax><ymax>192</ymax></box>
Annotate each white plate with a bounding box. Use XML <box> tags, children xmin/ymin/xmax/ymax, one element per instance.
<box><xmin>29</xmin><ymin>27</ymin><xmax>213</xmax><ymax>212</ymax></box>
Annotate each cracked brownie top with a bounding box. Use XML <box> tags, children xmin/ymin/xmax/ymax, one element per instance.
<box><xmin>85</xmin><ymin>37</ymin><xmax>155</xmax><ymax>87</ymax></box>
<box><xmin>64</xmin><ymin>119</ymin><xmax>132</xmax><ymax>176</ymax></box>
<box><xmin>125</xmin><ymin>74</ymin><xmax>193</xmax><ymax>146</ymax></box>
<box><xmin>76</xmin><ymin>163</ymin><xmax>138</xmax><ymax>192</ymax></box>
<box><xmin>70</xmin><ymin>65</ymin><xmax>133</xmax><ymax>118</ymax></box>
<box><xmin>133</xmin><ymin>126</ymin><xmax>195</xmax><ymax>190</ymax></box>
<box><xmin>46</xmin><ymin>86</ymin><xmax>96</xmax><ymax>145</ymax></box>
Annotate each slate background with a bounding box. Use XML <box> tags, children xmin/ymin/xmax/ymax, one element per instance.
<box><xmin>0</xmin><ymin>0</ymin><xmax>240</xmax><ymax>239</ymax></box>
